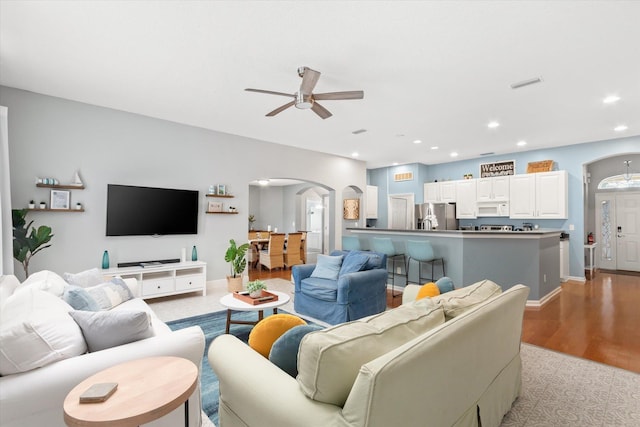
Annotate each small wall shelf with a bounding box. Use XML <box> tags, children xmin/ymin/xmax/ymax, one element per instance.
<box><xmin>206</xmin><ymin>211</ymin><xmax>238</xmax><ymax>215</ymax></box>
<box><xmin>28</xmin><ymin>208</ymin><xmax>85</xmax><ymax>212</ymax></box>
<box><xmin>36</xmin><ymin>183</ymin><xmax>85</xmax><ymax>190</ymax></box>
<box><xmin>205</xmin><ymin>194</ymin><xmax>234</xmax><ymax>198</ymax></box>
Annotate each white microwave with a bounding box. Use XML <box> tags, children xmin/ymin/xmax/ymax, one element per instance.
<box><xmin>477</xmin><ymin>202</ymin><xmax>509</xmax><ymax>217</ymax></box>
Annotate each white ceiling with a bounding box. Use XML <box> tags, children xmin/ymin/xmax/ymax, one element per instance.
<box><xmin>1</xmin><ymin>1</ymin><xmax>639</xmax><ymax>169</ymax></box>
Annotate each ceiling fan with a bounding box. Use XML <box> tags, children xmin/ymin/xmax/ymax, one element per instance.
<box><xmin>245</xmin><ymin>66</ymin><xmax>364</xmax><ymax>119</ymax></box>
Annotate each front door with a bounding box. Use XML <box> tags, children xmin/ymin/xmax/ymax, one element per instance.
<box><xmin>616</xmin><ymin>193</ymin><xmax>640</xmax><ymax>271</ymax></box>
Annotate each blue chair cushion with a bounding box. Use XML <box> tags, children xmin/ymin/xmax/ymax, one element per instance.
<box><xmin>300</xmin><ymin>277</ymin><xmax>338</xmax><ymax>302</ymax></box>
<box><xmin>339</xmin><ymin>252</ymin><xmax>369</xmax><ymax>276</ymax></box>
<box><xmin>436</xmin><ymin>276</ymin><xmax>455</xmax><ymax>293</ymax></box>
<box><xmin>311</xmin><ymin>254</ymin><xmax>343</xmax><ymax>280</ymax></box>
<box><xmin>269</xmin><ymin>324</ymin><xmax>324</xmax><ymax>377</ymax></box>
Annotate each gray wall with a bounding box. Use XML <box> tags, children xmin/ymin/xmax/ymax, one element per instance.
<box><xmin>2</xmin><ymin>86</ymin><xmax>366</xmax><ymax>280</ymax></box>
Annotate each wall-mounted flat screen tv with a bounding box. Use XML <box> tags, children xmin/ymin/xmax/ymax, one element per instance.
<box><xmin>106</xmin><ymin>184</ymin><xmax>199</xmax><ymax>236</ymax></box>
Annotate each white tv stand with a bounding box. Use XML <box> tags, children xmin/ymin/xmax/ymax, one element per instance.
<box><xmin>102</xmin><ymin>261</ymin><xmax>207</xmax><ymax>299</ymax></box>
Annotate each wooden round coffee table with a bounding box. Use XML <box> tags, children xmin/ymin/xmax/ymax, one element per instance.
<box><xmin>63</xmin><ymin>356</ymin><xmax>197</xmax><ymax>427</ymax></box>
<box><xmin>220</xmin><ymin>290</ymin><xmax>290</xmax><ymax>333</ymax></box>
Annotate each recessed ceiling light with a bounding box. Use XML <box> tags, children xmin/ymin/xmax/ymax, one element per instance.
<box><xmin>603</xmin><ymin>95</ymin><xmax>621</xmax><ymax>104</ymax></box>
<box><xmin>450</xmin><ymin>152</ymin><xmax>459</xmax><ymax>158</ymax></box>
<box><xmin>413</xmin><ymin>139</ymin><xmax>422</xmax><ymax>144</ymax></box>
<box><xmin>614</xmin><ymin>125</ymin><xmax>628</xmax><ymax>132</ymax></box>
<box><xmin>351</xmin><ymin>152</ymin><xmax>359</xmax><ymax>157</ymax></box>
<box><xmin>392</xmin><ymin>162</ymin><xmax>399</xmax><ymax>166</ymax></box>
<box><xmin>487</xmin><ymin>121</ymin><xmax>500</xmax><ymax>129</ymax></box>
<box><xmin>431</xmin><ymin>146</ymin><xmax>439</xmax><ymax>150</ymax></box>
<box><xmin>517</xmin><ymin>140</ymin><xmax>527</xmax><ymax>147</ymax></box>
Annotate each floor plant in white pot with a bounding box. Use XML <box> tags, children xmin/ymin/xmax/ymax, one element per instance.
<box><xmin>224</xmin><ymin>239</ymin><xmax>249</xmax><ymax>292</ymax></box>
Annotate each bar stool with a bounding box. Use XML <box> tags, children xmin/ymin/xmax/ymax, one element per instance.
<box><xmin>406</xmin><ymin>240</ymin><xmax>445</xmax><ymax>284</ymax></box>
<box><xmin>342</xmin><ymin>236</ymin><xmax>361</xmax><ymax>251</ymax></box>
<box><xmin>371</xmin><ymin>237</ymin><xmax>406</xmax><ymax>297</ymax></box>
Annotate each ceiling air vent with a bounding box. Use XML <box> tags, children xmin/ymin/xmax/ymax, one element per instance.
<box><xmin>480</xmin><ymin>152</ymin><xmax>495</xmax><ymax>156</ymax></box>
<box><xmin>394</xmin><ymin>172</ymin><xmax>413</xmax><ymax>182</ymax></box>
<box><xmin>510</xmin><ymin>77</ymin><xmax>543</xmax><ymax>89</ymax></box>
<box><xmin>352</xmin><ymin>129</ymin><xmax>367</xmax><ymax>134</ymax></box>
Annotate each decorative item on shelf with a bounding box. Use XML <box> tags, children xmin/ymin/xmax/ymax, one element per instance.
<box><xmin>71</xmin><ymin>170</ymin><xmax>84</xmax><ymax>187</ymax></box>
<box><xmin>246</xmin><ymin>279</ymin><xmax>267</xmax><ymax>298</ymax></box>
<box><xmin>218</xmin><ymin>184</ymin><xmax>226</xmax><ymax>195</ymax></box>
<box><xmin>181</xmin><ymin>247</ymin><xmax>187</xmax><ymax>262</ymax></box>
<box><xmin>28</xmin><ymin>200</ymin><xmax>35</xmax><ymax>209</ymax></box>
<box><xmin>228</xmin><ymin>206</ymin><xmax>237</xmax><ymax>212</ymax></box>
<box><xmin>343</xmin><ymin>198</ymin><xmax>360</xmax><ymax>220</ymax></box>
<box><xmin>248</xmin><ymin>214</ymin><xmax>256</xmax><ymax>230</ymax></box>
<box><xmin>50</xmin><ymin>190</ymin><xmax>70</xmax><ymax>209</ymax></box>
<box><xmin>587</xmin><ymin>232</ymin><xmax>594</xmax><ymax>244</ymax></box>
<box><xmin>75</xmin><ymin>202</ymin><xmax>82</xmax><ymax>210</ymax></box>
<box><xmin>208</xmin><ymin>184</ymin><xmax>216</xmax><ymax>195</ymax></box>
<box><xmin>225</xmin><ymin>239</ymin><xmax>249</xmax><ymax>292</ymax></box>
<box><xmin>463</xmin><ymin>173</ymin><xmax>473</xmax><ymax>180</ymax></box>
<box><xmin>36</xmin><ymin>177</ymin><xmax>60</xmax><ymax>185</ymax></box>
<box><xmin>207</xmin><ymin>200</ymin><xmax>223</xmax><ymax>212</ymax></box>
<box><xmin>102</xmin><ymin>250</ymin><xmax>110</xmax><ymax>269</ymax></box>
<box><xmin>11</xmin><ymin>209</ymin><xmax>54</xmax><ymax>278</ymax></box>
<box><xmin>526</xmin><ymin>160</ymin><xmax>554</xmax><ymax>173</ymax></box>
<box><xmin>39</xmin><ymin>201</ymin><xmax>46</xmax><ymax>209</ymax></box>
<box><xmin>191</xmin><ymin>245</ymin><xmax>198</xmax><ymax>261</ymax></box>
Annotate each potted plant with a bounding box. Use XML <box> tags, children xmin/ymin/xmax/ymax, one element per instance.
<box><xmin>224</xmin><ymin>239</ymin><xmax>249</xmax><ymax>292</ymax></box>
<box><xmin>28</xmin><ymin>200</ymin><xmax>35</xmax><ymax>209</ymax></box>
<box><xmin>248</xmin><ymin>214</ymin><xmax>256</xmax><ymax>230</ymax></box>
<box><xmin>12</xmin><ymin>209</ymin><xmax>54</xmax><ymax>278</ymax></box>
<box><xmin>39</xmin><ymin>201</ymin><xmax>46</xmax><ymax>209</ymax></box>
<box><xmin>246</xmin><ymin>279</ymin><xmax>267</xmax><ymax>298</ymax></box>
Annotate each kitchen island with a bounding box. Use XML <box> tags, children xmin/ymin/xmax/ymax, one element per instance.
<box><xmin>346</xmin><ymin>228</ymin><xmax>562</xmax><ymax>305</ymax></box>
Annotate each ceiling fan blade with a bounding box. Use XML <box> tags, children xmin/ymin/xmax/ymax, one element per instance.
<box><xmin>266</xmin><ymin>101</ymin><xmax>295</xmax><ymax>117</ymax></box>
<box><xmin>245</xmin><ymin>88</ymin><xmax>295</xmax><ymax>98</ymax></box>
<box><xmin>313</xmin><ymin>91</ymin><xmax>364</xmax><ymax>101</ymax></box>
<box><xmin>299</xmin><ymin>67</ymin><xmax>321</xmax><ymax>95</ymax></box>
<box><xmin>311</xmin><ymin>102</ymin><xmax>332</xmax><ymax>119</ymax></box>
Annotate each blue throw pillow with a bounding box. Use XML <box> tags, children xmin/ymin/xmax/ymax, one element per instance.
<box><xmin>436</xmin><ymin>276</ymin><xmax>455</xmax><ymax>293</ymax></box>
<box><xmin>310</xmin><ymin>255</ymin><xmax>343</xmax><ymax>280</ymax></box>
<box><xmin>63</xmin><ymin>285</ymin><xmax>101</xmax><ymax>311</ymax></box>
<box><xmin>269</xmin><ymin>324</ymin><xmax>324</xmax><ymax>377</ymax></box>
<box><xmin>363</xmin><ymin>253</ymin><xmax>384</xmax><ymax>270</ymax></box>
<box><xmin>339</xmin><ymin>252</ymin><xmax>370</xmax><ymax>276</ymax></box>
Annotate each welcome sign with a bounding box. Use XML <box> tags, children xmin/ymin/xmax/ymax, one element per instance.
<box><xmin>480</xmin><ymin>160</ymin><xmax>515</xmax><ymax>177</ymax></box>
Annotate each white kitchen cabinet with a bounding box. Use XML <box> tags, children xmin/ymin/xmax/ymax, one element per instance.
<box><xmin>477</xmin><ymin>176</ymin><xmax>509</xmax><ymax>202</ymax></box>
<box><xmin>424</xmin><ymin>181</ymin><xmax>456</xmax><ymax>203</ymax></box>
<box><xmin>455</xmin><ymin>179</ymin><xmax>477</xmax><ymax>218</ymax></box>
<box><xmin>509</xmin><ymin>171</ymin><xmax>568</xmax><ymax>219</ymax></box>
<box><xmin>366</xmin><ymin>185</ymin><xmax>378</xmax><ymax>219</ymax></box>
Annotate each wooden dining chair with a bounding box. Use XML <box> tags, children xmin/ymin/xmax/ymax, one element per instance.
<box><xmin>259</xmin><ymin>233</ymin><xmax>285</xmax><ymax>271</ymax></box>
<box><xmin>299</xmin><ymin>231</ymin><xmax>307</xmax><ymax>264</ymax></box>
<box><xmin>248</xmin><ymin>230</ymin><xmax>258</xmax><ymax>240</ymax></box>
<box><xmin>284</xmin><ymin>232</ymin><xmax>303</xmax><ymax>268</ymax></box>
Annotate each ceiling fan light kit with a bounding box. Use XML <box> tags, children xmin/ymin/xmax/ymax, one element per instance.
<box><xmin>245</xmin><ymin>66</ymin><xmax>364</xmax><ymax>119</ymax></box>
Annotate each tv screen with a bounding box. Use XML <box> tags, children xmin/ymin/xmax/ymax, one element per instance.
<box><xmin>106</xmin><ymin>184</ymin><xmax>199</xmax><ymax>236</ymax></box>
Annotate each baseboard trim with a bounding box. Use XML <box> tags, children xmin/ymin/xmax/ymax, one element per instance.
<box><xmin>526</xmin><ymin>286</ymin><xmax>562</xmax><ymax>309</ymax></box>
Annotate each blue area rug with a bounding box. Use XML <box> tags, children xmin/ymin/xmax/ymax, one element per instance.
<box><xmin>167</xmin><ymin>309</ymin><xmax>305</xmax><ymax>426</ymax></box>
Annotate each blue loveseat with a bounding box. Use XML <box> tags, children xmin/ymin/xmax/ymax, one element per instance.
<box><xmin>292</xmin><ymin>250</ymin><xmax>388</xmax><ymax>325</ymax></box>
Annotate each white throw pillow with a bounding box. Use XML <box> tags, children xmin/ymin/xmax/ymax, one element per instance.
<box><xmin>69</xmin><ymin>310</ymin><xmax>154</xmax><ymax>352</ymax></box>
<box><xmin>0</xmin><ymin>288</ymin><xmax>87</xmax><ymax>375</ymax></box>
<box><xmin>85</xmin><ymin>278</ymin><xmax>134</xmax><ymax>310</ymax></box>
<box><xmin>0</xmin><ymin>275</ymin><xmax>21</xmax><ymax>308</ymax></box>
<box><xmin>63</xmin><ymin>268</ymin><xmax>104</xmax><ymax>288</ymax></box>
<box><xmin>17</xmin><ymin>270</ymin><xmax>68</xmax><ymax>297</ymax></box>
<box><xmin>297</xmin><ymin>298</ymin><xmax>444</xmax><ymax>406</ymax></box>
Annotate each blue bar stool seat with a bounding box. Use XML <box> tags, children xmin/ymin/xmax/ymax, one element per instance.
<box><xmin>371</xmin><ymin>237</ymin><xmax>406</xmax><ymax>297</ymax></box>
<box><xmin>406</xmin><ymin>240</ymin><xmax>445</xmax><ymax>284</ymax></box>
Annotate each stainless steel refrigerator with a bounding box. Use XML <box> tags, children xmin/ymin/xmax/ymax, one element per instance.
<box><xmin>415</xmin><ymin>203</ymin><xmax>458</xmax><ymax>230</ymax></box>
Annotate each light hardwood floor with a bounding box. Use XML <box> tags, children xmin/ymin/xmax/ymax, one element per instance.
<box><xmin>250</xmin><ymin>265</ymin><xmax>640</xmax><ymax>373</ymax></box>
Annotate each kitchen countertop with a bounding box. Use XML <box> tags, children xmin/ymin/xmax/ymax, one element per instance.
<box><xmin>347</xmin><ymin>227</ymin><xmax>563</xmax><ymax>237</ymax></box>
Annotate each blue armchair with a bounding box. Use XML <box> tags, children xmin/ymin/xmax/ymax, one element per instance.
<box><xmin>292</xmin><ymin>250</ymin><xmax>388</xmax><ymax>325</ymax></box>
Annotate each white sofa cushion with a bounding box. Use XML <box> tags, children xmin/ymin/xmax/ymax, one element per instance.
<box><xmin>0</xmin><ymin>275</ymin><xmax>21</xmax><ymax>308</ymax></box>
<box><xmin>297</xmin><ymin>298</ymin><xmax>445</xmax><ymax>406</ymax></box>
<box><xmin>16</xmin><ymin>270</ymin><xmax>68</xmax><ymax>298</ymax></box>
<box><xmin>431</xmin><ymin>279</ymin><xmax>502</xmax><ymax>319</ymax></box>
<box><xmin>0</xmin><ymin>288</ymin><xmax>86</xmax><ymax>375</ymax></box>
<box><xmin>69</xmin><ymin>310</ymin><xmax>154</xmax><ymax>352</ymax></box>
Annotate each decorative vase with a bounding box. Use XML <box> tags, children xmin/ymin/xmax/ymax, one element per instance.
<box><xmin>102</xmin><ymin>250</ymin><xmax>110</xmax><ymax>269</ymax></box>
<box><xmin>249</xmin><ymin>290</ymin><xmax>263</xmax><ymax>298</ymax></box>
<box><xmin>191</xmin><ymin>246</ymin><xmax>198</xmax><ymax>261</ymax></box>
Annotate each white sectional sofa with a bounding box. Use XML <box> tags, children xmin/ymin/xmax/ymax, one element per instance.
<box><xmin>0</xmin><ymin>271</ymin><xmax>205</xmax><ymax>427</ymax></box>
<box><xmin>209</xmin><ymin>280</ymin><xmax>530</xmax><ymax>427</ymax></box>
